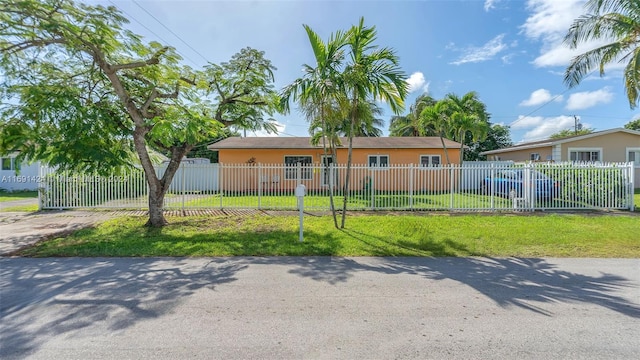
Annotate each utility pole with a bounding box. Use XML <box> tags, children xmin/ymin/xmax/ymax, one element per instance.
<box><xmin>573</xmin><ymin>115</ymin><xmax>581</xmax><ymax>134</ymax></box>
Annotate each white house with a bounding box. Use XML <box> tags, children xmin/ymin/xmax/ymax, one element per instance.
<box><xmin>0</xmin><ymin>154</ymin><xmax>41</xmax><ymax>191</ymax></box>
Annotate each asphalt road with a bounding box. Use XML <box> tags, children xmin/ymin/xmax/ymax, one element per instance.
<box><xmin>1</xmin><ymin>257</ymin><xmax>639</xmax><ymax>359</ymax></box>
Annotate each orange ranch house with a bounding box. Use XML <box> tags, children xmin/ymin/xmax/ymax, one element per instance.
<box><xmin>208</xmin><ymin>136</ymin><xmax>464</xmax><ymax>193</ymax></box>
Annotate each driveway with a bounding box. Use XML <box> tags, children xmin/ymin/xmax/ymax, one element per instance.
<box><xmin>0</xmin><ymin>210</ymin><xmax>122</xmax><ymax>255</ymax></box>
<box><xmin>1</xmin><ymin>257</ymin><xmax>638</xmax><ymax>359</ymax></box>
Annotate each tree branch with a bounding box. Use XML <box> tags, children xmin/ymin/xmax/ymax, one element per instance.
<box><xmin>0</xmin><ymin>38</ymin><xmax>66</xmax><ymax>53</ymax></box>
<box><xmin>110</xmin><ymin>47</ymin><xmax>168</xmax><ymax>71</ymax></box>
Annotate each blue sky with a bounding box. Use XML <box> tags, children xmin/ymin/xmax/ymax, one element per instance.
<box><xmin>95</xmin><ymin>0</ymin><xmax>640</xmax><ymax>143</ymax></box>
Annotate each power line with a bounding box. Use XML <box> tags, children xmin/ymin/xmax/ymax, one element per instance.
<box><xmin>508</xmin><ymin>90</ymin><xmax>570</xmax><ymax>127</ymax></box>
<box><xmin>130</xmin><ymin>0</ymin><xmax>210</xmax><ymax>64</ymax></box>
<box><xmin>508</xmin><ymin>70</ymin><xmax>598</xmax><ymax>127</ymax></box>
<box><xmin>106</xmin><ymin>0</ymin><xmax>201</xmax><ymax>67</ymax></box>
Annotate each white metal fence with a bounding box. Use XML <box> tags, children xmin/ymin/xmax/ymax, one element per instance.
<box><xmin>39</xmin><ymin>162</ymin><xmax>636</xmax><ymax>212</ymax></box>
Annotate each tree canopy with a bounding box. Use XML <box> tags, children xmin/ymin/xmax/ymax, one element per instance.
<box><xmin>0</xmin><ymin>0</ymin><xmax>280</xmax><ymax>226</ymax></box>
<box><xmin>624</xmin><ymin>118</ymin><xmax>640</xmax><ymax>131</ymax></box>
<box><xmin>564</xmin><ymin>0</ymin><xmax>640</xmax><ymax>108</ymax></box>
<box><xmin>549</xmin><ymin>128</ymin><xmax>595</xmax><ymax>139</ymax></box>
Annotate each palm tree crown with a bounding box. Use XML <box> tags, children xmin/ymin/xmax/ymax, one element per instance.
<box><xmin>564</xmin><ymin>0</ymin><xmax>640</xmax><ymax>108</ymax></box>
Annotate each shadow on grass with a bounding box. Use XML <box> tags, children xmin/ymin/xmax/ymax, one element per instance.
<box><xmin>339</xmin><ymin>228</ymin><xmax>482</xmax><ymax>257</ymax></box>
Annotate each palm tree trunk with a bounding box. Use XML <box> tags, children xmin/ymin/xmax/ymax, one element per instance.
<box><xmin>439</xmin><ymin>133</ymin><xmax>451</xmax><ymax>165</ymax></box>
<box><xmin>459</xmin><ymin>130</ymin><xmax>465</xmax><ymax>164</ymax></box>
<box><xmin>320</xmin><ymin>108</ymin><xmax>339</xmax><ymax>229</ymax></box>
<box><xmin>341</xmin><ymin>101</ymin><xmax>357</xmax><ymax>229</ymax></box>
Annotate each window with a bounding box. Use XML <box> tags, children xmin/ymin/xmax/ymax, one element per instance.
<box><xmin>284</xmin><ymin>156</ymin><xmax>313</xmax><ymax>180</ymax></box>
<box><xmin>569</xmin><ymin>148</ymin><xmax>601</xmax><ymax>162</ymax></box>
<box><xmin>628</xmin><ymin>148</ymin><xmax>640</xmax><ymax>168</ymax></box>
<box><xmin>1</xmin><ymin>157</ymin><xmax>18</xmax><ymax>171</ymax></box>
<box><xmin>368</xmin><ymin>155</ymin><xmax>389</xmax><ymax>168</ymax></box>
<box><xmin>420</xmin><ymin>155</ymin><xmax>441</xmax><ymax>167</ymax></box>
<box><xmin>530</xmin><ymin>153</ymin><xmax>540</xmax><ymax>161</ymax></box>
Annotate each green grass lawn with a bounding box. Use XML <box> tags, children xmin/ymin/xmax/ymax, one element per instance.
<box><xmin>0</xmin><ymin>190</ymin><xmax>38</xmax><ymax>202</ymax></box>
<box><xmin>0</xmin><ymin>190</ymin><xmax>39</xmax><ymax>212</ymax></box>
<box><xmin>17</xmin><ymin>213</ymin><xmax>640</xmax><ymax>258</ymax></box>
<box><xmin>177</xmin><ymin>192</ymin><xmax>594</xmax><ymax>210</ymax></box>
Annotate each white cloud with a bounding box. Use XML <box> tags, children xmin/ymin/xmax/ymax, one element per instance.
<box><xmin>521</xmin><ymin>0</ymin><xmax>627</xmax><ymax>72</ymax></box>
<box><xmin>501</xmin><ymin>54</ymin><xmax>515</xmax><ymax>64</ymax></box>
<box><xmin>406</xmin><ymin>72</ymin><xmax>430</xmax><ymax>93</ymax></box>
<box><xmin>521</xmin><ymin>0</ymin><xmax>584</xmax><ymax>43</ymax></box>
<box><xmin>511</xmin><ymin>115</ymin><xmax>546</xmax><ymax>130</ymax></box>
<box><xmin>484</xmin><ymin>0</ymin><xmax>500</xmax><ymax>12</ymax></box>
<box><xmin>449</xmin><ymin>34</ymin><xmax>509</xmax><ymax>65</ymax></box>
<box><xmin>519</xmin><ymin>88</ymin><xmax>563</xmax><ymax>106</ymax></box>
<box><xmin>512</xmin><ymin>115</ymin><xmax>582</xmax><ymax>141</ymax></box>
<box><xmin>565</xmin><ymin>87</ymin><xmax>614</xmax><ymax>110</ymax></box>
<box><xmin>247</xmin><ymin>121</ymin><xmax>286</xmax><ymax>137</ymax></box>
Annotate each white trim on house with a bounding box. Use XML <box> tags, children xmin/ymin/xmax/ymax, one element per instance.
<box><xmin>368</xmin><ymin>154</ymin><xmax>389</xmax><ymax>169</ymax></box>
<box><xmin>568</xmin><ymin>147</ymin><xmax>603</xmax><ymax>162</ymax></box>
<box><xmin>481</xmin><ymin>142</ymin><xmax>553</xmax><ymax>155</ymax></box>
<box><xmin>283</xmin><ymin>155</ymin><xmax>313</xmax><ymax>180</ymax></box>
<box><xmin>626</xmin><ymin>147</ymin><xmax>640</xmax><ymax>168</ymax></box>
<box><xmin>552</xmin><ymin>144</ymin><xmax>562</xmax><ymax>161</ymax></box>
<box><xmin>419</xmin><ymin>154</ymin><xmax>441</xmax><ymax>167</ymax></box>
<box><xmin>480</xmin><ymin>128</ymin><xmax>640</xmax><ymax>156</ymax></box>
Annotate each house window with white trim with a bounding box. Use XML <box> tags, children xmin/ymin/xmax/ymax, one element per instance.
<box><xmin>569</xmin><ymin>148</ymin><xmax>601</xmax><ymax>162</ymax></box>
<box><xmin>530</xmin><ymin>153</ymin><xmax>540</xmax><ymax>161</ymax></box>
<box><xmin>368</xmin><ymin>155</ymin><xmax>389</xmax><ymax>168</ymax></box>
<box><xmin>1</xmin><ymin>157</ymin><xmax>19</xmax><ymax>171</ymax></box>
<box><xmin>627</xmin><ymin>148</ymin><xmax>640</xmax><ymax>167</ymax></box>
<box><xmin>284</xmin><ymin>155</ymin><xmax>313</xmax><ymax>180</ymax></box>
<box><xmin>420</xmin><ymin>155</ymin><xmax>441</xmax><ymax>167</ymax></box>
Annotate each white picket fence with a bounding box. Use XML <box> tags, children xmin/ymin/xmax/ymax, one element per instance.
<box><xmin>38</xmin><ymin>162</ymin><xmax>635</xmax><ymax>212</ymax></box>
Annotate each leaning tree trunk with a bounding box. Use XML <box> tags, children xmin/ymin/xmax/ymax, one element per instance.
<box><xmin>133</xmin><ymin>130</ymin><xmax>189</xmax><ymax>227</ymax></box>
<box><xmin>439</xmin><ymin>134</ymin><xmax>451</xmax><ymax>165</ymax></box>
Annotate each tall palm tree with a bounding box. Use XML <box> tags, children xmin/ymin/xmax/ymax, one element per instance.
<box><xmin>308</xmin><ymin>99</ymin><xmax>383</xmax><ymax>157</ymax></box>
<box><xmin>389</xmin><ymin>94</ymin><xmax>437</xmax><ymax>136</ymax></box>
<box><xmin>280</xmin><ymin>25</ymin><xmax>348</xmax><ymax>228</ymax></box>
<box><xmin>564</xmin><ymin>0</ymin><xmax>640</xmax><ymax>108</ymax></box>
<box><xmin>419</xmin><ymin>101</ymin><xmax>452</xmax><ymax>164</ymax></box>
<box><xmin>339</xmin><ymin>17</ymin><xmax>409</xmax><ymax>228</ymax></box>
<box><xmin>444</xmin><ymin>92</ymin><xmax>489</xmax><ymax>164</ymax></box>
<box><xmin>338</xmin><ymin>100</ymin><xmax>385</xmax><ymax>137</ymax></box>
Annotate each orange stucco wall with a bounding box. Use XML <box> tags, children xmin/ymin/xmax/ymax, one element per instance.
<box><xmin>217</xmin><ymin>147</ymin><xmax>460</xmax><ymax>192</ymax></box>
<box><xmin>219</xmin><ymin>147</ymin><xmax>460</xmax><ymax>166</ymax></box>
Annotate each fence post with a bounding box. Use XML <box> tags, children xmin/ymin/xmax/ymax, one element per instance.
<box><xmin>258</xmin><ymin>163</ymin><xmax>262</xmax><ymax>210</ymax></box>
<box><xmin>219</xmin><ymin>163</ymin><xmax>224</xmax><ymax>209</ymax></box>
<box><xmin>630</xmin><ymin>162</ymin><xmax>635</xmax><ymax>211</ymax></box>
<box><xmin>38</xmin><ymin>166</ymin><xmax>45</xmax><ymax>210</ymax></box>
<box><xmin>181</xmin><ymin>162</ymin><xmax>186</xmax><ymax>213</ymax></box>
<box><xmin>449</xmin><ymin>164</ymin><xmax>454</xmax><ymax>210</ymax></box>
<box><xmin>490</xmin><ymin>163</ymin><xmax>495</xmax><ymax>211</ymax></box>
<box><xmin>370</xmin><ymin>168</ymin><xmax>375</xmax><ymax>210</ymax></box>
<box><xmin>409</xmin><ymin>164</ymin><xmax>414</xmax><ymax>210</ymax></box>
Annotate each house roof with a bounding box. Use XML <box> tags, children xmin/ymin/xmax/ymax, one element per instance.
<box><xmin>480</xmin><ymin>128</ymin><xmax>640</xmax><ymax>155</ymax></box>
<box><xmin>208</xmin><ymin>136</ymin><xmax>463</xmax><ymax>150</ymax></box>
